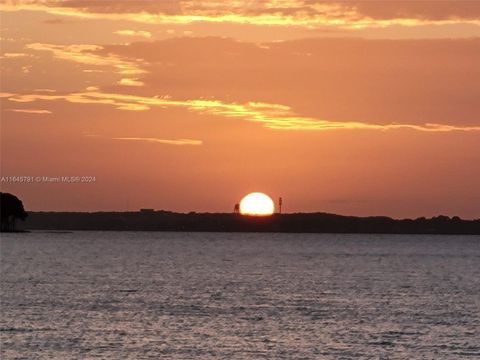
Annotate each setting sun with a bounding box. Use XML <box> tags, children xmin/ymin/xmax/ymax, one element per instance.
<box><xmin>239</xmin><ymin>192</ymin><xmax>275</xmax><ymax>216</ymax></box>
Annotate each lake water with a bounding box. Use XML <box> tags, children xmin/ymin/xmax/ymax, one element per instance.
<box><xmin>1</xmin><ymin>232</ymin><xmax>479</xmax><ymax>359</ymax></box>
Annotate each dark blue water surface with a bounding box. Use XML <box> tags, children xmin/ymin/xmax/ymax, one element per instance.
<box><xmin>1</xmin><ymin>232</ymin><xmax>479</xmax><ymax>359</ymax></box>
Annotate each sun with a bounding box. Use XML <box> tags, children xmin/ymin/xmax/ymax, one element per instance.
<box><xmin>239</xmin><ymin>192</ymin><xmax>275</xmax><ymax>216</ymax></box>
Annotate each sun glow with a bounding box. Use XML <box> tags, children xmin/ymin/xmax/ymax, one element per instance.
<box><xmin>239</xmin><ymin>192</ymin><xmax>275</xmax><ymax>216</ymax></box>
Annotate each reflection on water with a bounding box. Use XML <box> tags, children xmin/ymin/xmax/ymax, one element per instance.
<box><xmin>1</xmin><ymin>232</ymin><xmax>479</xmax><ymax>359</ymax></box>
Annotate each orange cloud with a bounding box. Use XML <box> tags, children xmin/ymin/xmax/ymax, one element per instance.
<box><xmin>99</xmin><ymin>37</ymin><xmax>480</xmax><ymax>128</ymax></box>
<box><xmin>111</xmin><ymin>137</ymin><xmax>202</xmax><ymax>146</ymax></box>
<box><xmin>25</xmin><ymin>42</ymin><xmax>146</xmax><ymax>87</ymax></box>
<box><xmin>4</xmin><ymin>90</ymin><xmax>480</xmax><ymax>132</ymax></box>
<box><xmin>3</xmin><ymin>37</ymin><xmax>479</xmax><ymax>128</ymax></box>
<box><xmin>1</xmin><ymin>52</ymin><xmax>33</xmax><ymax>59</ymax></box>
<box><xmin>114</xmin><ymin>29</ymin><xmax>152</xmax><ymax>39</ymax></box>
<box><xmin>86</xmin><ymin>134</ymin><xmax>202</xmax><ymax>146</ymax></box>
<box><xmin>0</xmin><ymin>92</ymin><xmax>16</xmax><ymax>98</ymax></box>
<box><xmin>1</xmin><ymin>0</ymin><xmax>479</xmax><ymax>29</ymax></box>
<box><xmin>117</xmin><ymin>78</ymin><xmax>145</xmax><ymax>87</ymax></box>
<box><xmin>7</xmin><ymin>108</ymin><xmax>52</xmax><ymax>114</ymax></box>
<box><xmin>34</xmin><ymin>89</ymin><xmax>57</xmax><ymax>93</ymax></box>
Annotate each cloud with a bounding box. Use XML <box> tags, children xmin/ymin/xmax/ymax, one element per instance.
<box><xmin>118</xmin><ymin>78</ymin><xmax>145</xmax><ymax>87</ymax></box>
<box><xmin>82</xmin><ymin>69</ymin><xmax>104</xmax><ymax>73</ymax></box>
<box><xmin>86</xmin><ymin>134</ymin><xmax>202</xmax><ymax>145</ymax></box>
<box><xmin>341</xmin><ymin>1</ymin><xmax>480</xmax><ymax>21</ymax></box>
<box><xmin>0</xmin><ymin>92</ymin><xmax>16</xmax><ymax>98</ymax></box>
<box><xmin>25</xmin><ymin>42</ymin><xmax>146</xmax><ymax>86</ymax></box>
<box><xmin>6</xmin><ymin>108</ymin><xmax>52</xmax><ymax>114</ymax></box>
<box><xmin>112</xmin><ymin>137</ymin><xmax>202</xmax><ymax>145</ymax></box>
<box><xmin>35</xmin><ymin>89</ymin><xmax>57</xmax><ymax>93</ymax></box>
<box><xmin>100</xmin><ymin>37</ymin><xmax>480</xmax><ymax>127</ymax></box>
<box><xmin>25</xmin><ymin>43</ymin><xmax>144</xmax><ymax>74</ymax></box>
<box><xmin>3</xmin><ymin>37</ymin><xmax>479</xmax><ymax>128</ymax></box>
<box><xmin>1</xmin><ymin>52</ymin><xmax>33</xmax><ymax>59</ymax></box>
<box><xmin>1</xmin><ymin>1</ymin><xmax>479</xmax><ymax>29</ymax></box>
<box><xmin>114</xmin><ymin>29</ymin><xmax>152</xmax><ymax>39</ymax></box>
<box><xmin>3</xmin><ymin>37</ymin><xmax>478</xmax><ymax>131</ymax></box>
<box><xmin>4</xmin><ymin>90</ymin><xmax>480</xmax><ymax>132</ymax></box>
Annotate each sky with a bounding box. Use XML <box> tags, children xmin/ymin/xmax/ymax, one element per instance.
<box><xmin>1</xmin><ymin>0</ymin><xmax>479</xmax><ymax>218</ymax></box>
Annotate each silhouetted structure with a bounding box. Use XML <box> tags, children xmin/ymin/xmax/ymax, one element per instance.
<box><xmin>279</xmin><ymin>197</ymin><xmax>283</xmax><ymax>214</ymax></box>
<box><xmin>234</xmin><ymin>203</ymin><xmax>240</xmax><ymax>214</ymax></box>
<box><xmin>0</xmin><ymin>192</ymin><xmax>28</xmax><ymax>232</ymax></box>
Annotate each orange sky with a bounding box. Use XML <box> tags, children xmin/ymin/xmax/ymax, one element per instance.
<box><xmin>1</xmin><ymin>1</ymin><xmax>479</xmax><ymax>218</ymax></box>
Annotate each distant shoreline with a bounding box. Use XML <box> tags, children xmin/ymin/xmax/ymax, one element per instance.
<box><xmin>21</xmin><ymin>211</ymin><xmax>480</xmax><ymax>235</ymax></box>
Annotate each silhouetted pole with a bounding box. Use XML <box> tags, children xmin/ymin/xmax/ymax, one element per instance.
<box><xmin>279</xmin><ymin>197</ymin><xmax>283</xmax><ymax>214</ymax></box>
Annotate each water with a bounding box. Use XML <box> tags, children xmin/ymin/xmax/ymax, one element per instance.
<box><xmin>1</xmin><ymin>232</ymin><xmax>479</xmax><ymax>359</ymax></box>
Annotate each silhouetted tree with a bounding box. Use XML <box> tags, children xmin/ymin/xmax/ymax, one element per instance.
<box><xmin>0</xmin><ymin>193</ymin><xmax>28</xmax><ymax>232</ymax></box>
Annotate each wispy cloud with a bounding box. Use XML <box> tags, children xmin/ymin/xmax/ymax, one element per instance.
<box><xmin>4</xmin><ymin>90</ymin><xmax>480</xmax><ymax>133</ymax></box>
<box><xmin>114</xmin><ymin>30</ymin><xmax>152</xmax><ymax>39</ymax></box>
<box><xmin>112</xmin><ymin>137</ymin><xmax>202</xmax><ymax>145</ymax></box>
<box><xmin>1</xmin><ymin>52</ymin><xmax>33</xmax><ymax>59</ymax></box>
<box><xmin>86</xmin><ymin>134</ymin><xmax>202</xmax><ymax>146</ymax></box>
<box><xmin>118</xmin><ymin>78</ymin><xmax>145</xmax><ymax>87</ymax></box>
<box><xmin>1</xmin><ymin>1</ymin><xmax>479</xmax><ymax>30</ymax></box>
<box><xmin>6</xmin><ymin>108</ymin><xmax>52</xmax><ymax>114</ymax></box>
<box><xmin>34</xmin><ymin>89</ymin><xmax>57</xmax><ymax>93</ymax></box>
<box><xmin>25</xmin><ymin>42</ymin><xmax>146</xmax><ymax>86</ymax></box>
<box><xmin>0</xmin><ymin>92</ymin><xmax>17</xmax><ymax>98</ymax></box>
